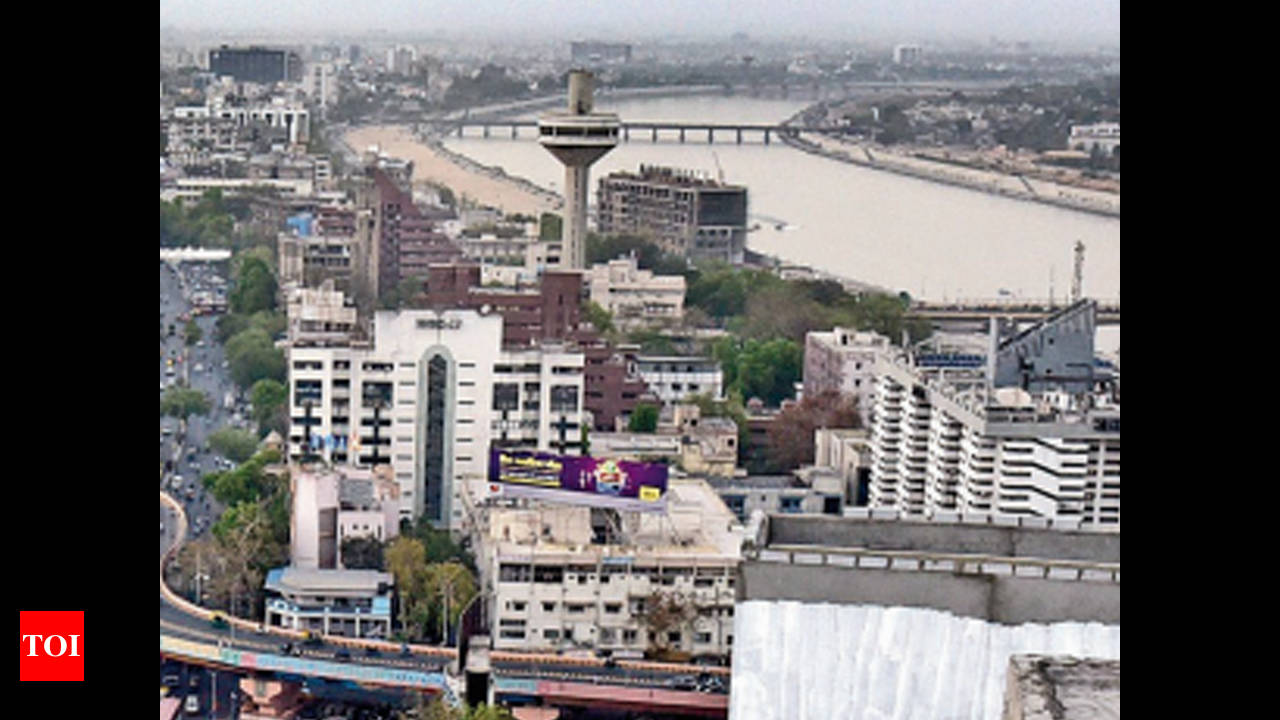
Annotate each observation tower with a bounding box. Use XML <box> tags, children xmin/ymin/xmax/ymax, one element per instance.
<box><xmin>538</xmin><ymin>70</ymin><xmax>620</xmax><ymax>270</ymax></box>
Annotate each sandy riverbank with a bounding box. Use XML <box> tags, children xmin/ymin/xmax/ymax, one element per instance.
<box><xmin>343</xmin><ymin>125</ymin><xmax>559</xmax><ymax>217</ymax></box>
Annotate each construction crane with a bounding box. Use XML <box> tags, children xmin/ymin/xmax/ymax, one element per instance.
<box><xmin>1071</xmin><ymin>241</ymin><xmax>1085</xmax><ymax>303</ymax></box>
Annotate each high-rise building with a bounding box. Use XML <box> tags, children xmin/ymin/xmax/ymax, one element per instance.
<box><xmin>803</xmin><ymin>328</ymin><xmax>892</xmax><ymax>428</ymax></box>
<box><xmin>868</xmin><ymin>302</ymin><xmax>1120</xmax><ymax>527</ymax></box>
<box><xmin>596</xmin><ymin>165</ymin><xmax>748</xmax><ymax>265</ymax></box>
<box><xmin>892</xmin><ymin>44</ymin><xmax>922</xmax><ymax>65</ymax></box>
<box><xmin>287</xmin><ymin>308</ymin><xmax>586</xmax><ymax>529</ymax></box>
<box><xmin>353</xmin><ymin>163</ymin><xmax>464</xmax><ymax>301</ymax></box>
<box><xmin>209</xmin><ymin>45</ymin><xmax>303</xmax><ymax>83</ymax></box>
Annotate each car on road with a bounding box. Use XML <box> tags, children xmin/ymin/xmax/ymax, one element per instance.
<box><xmin>279</xmin><ymin>642</ymin><xmax>302</xmax><ymax>656</ymax></box>
<box><xmin>301</xmin><ymin>632</ymin><xmax>324</xmax><ymax>648</ymax></box>
<box><xmin>334</xmin><ymin>648</ymin><xmax>351</xmax><ymax>661</ymax></box>
<box><xmin>697</xmin><ymin>673</ymin><xmax>727</xmax><ymax>694</ymax></box>
<box><xmin>667</xmin><ymin>674</ymin><xmax>699</xmax><ymax>691</ymax></box>
<box><xmin>400</xmin><ymin>643</ymin><xmax>413</xmax><ymax>658</ymax></box>
<box><xmin>210</xmin><ymin>614</ymin><xmax>229</xmax><ymax>630</ymax></box>
<box><xmin>184</xmin><ymin>694</ymin><xmax>199</xmax><ymax>714</ymax></box>
<box><xmin>364</xmin><ymin>646</ymin><xmax>380</xmax><ymax>658</ymax></box>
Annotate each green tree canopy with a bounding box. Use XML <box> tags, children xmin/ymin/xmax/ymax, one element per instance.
<box><xmin>713</xmin><ymin>336</ymin><xmax>803</xmax><ymax>407</ymax></box>
<box><xmin>628</xmin><ymin>403</ymin><xmax>660</xmax><ymax>433</ymax></box>
<box><xmin>385</xmin><ymin>537</ymin><xmax>428</xmax><ymax>635</ymax></box>
<box><xmin>250</xmin><ymin>378</ymin><xmax>288</xmax><ymax>428</ymax></box>
<box><xmin>586</xmin><ymin>232</ymin><xmax>688</xmax><ymax>276</ymax></box>
<box><xmin>539</xmin><ymin>213</ymin><xmax>562</xmax><ymax>241</ymax></box>
<box><xmin>230</xmin><ymin>255</ymin><xmax>277</xmax><ymax>315</ymax></box>
<box><xmin>582</xmin><ymin>301</ymin><xmax>615</xmax><ymax>334</ymax></box>
<box><xmin>184</xmin><ymin>319</ymin><xmax>203</xmax><ymax>346</ymax></box>
<box><xmin>341</xmin><ymin>536</ymin><xmax>386</xmax><ymax>570</ymax></box>
<box><xmin>226</xmin><ymin>328</ymin><xmax>286</xmax><ymax>389</ymax></box>
<box><xmin>207</xmin><ymin>426</ymin><xmax>259</xmax><ymax>464</ymax></box>
<box><xmin>161</xmin><ymin>386</ymin><xmax>211</xmax><ymax>421</ymax></box>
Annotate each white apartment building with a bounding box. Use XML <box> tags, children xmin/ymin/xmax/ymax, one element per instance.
<box><xmin>1068</xmin><ymin>122</ymin><xmax>1120</xmax><ymax>155</ymax></box>
<box><xmin>587</xmin><ymin>255</ymin><xmax>686</xmax><ymax>329</ymax></box>
<box><xmin>481</xmin><ymin>478</ymin><xmax>742</xmax><ymax>661</ymax></box>
<box><xmin>160</xmin><ymin>177</ymin><xmax>315</xmax><ymax>204</ymax></box>
<box><xmin>803</xmin><ymin>327</ymin><xmax>892</xmax><ymax>428</ymax></box>
<box><xmin>287</xmin><ymin>308</ymin><xmax>586</xmax><ymax>530</ymax></box>
<box><xmin>284</xmin><ymin>282</ymin><xmax>360</xmax><ymax>347</ymax></box>
<box><xmin>630</xmin><ymin>356</ymin><xmax>723</xmax><ymax>405</ymax></box>
<box><xmin>305</xmin><ymin>62</ymin><xmax>340</xmax><ymax>108</ymax></box>
<box><xmin>290</xmin><ymin>465</ymin><xmax>400</xmax><ymax>570</ymax></box>
<box><xmin>869</xmin><ymin>352</ymin><xmax>1120</xmax><ymax>528</ymax></box>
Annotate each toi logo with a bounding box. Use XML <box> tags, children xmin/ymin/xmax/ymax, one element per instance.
<box><xmin>19</xmin><ymin>611</ymin><xmax>84</xmax><ymax>681</ymax></box>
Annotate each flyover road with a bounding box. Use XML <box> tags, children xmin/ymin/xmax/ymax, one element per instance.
<box><xmin>160</xmin><ymin>491</ymin><xmax>729</xmax><ymax>709</ymax></box>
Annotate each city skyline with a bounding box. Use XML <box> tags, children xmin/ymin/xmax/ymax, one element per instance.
<box><xmin>159</xmin><ymin>0</ymin><xmax>1121</xmax><ymax>46</ymax></box>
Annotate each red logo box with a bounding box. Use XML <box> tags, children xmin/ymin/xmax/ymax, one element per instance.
<box><xmin>19</xmin><ymin>611</ymin><xmax>84</xmax><ymax>681</ymax></box>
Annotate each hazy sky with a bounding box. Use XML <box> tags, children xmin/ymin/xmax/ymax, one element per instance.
<box><xmin>159</xmin><ymin>0</ymin><xmax>1119</xmax><ymax>45</ymax></box>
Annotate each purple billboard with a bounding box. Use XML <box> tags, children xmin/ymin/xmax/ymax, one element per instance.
<box><xmin>487</xmin><ymin>449</ymin><xmax>669</xmax><ymax>512</ymax></box>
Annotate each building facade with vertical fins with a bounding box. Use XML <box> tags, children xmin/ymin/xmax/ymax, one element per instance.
<box><xmin>286</xmin><ymin>308</ymin><xmax>585</xmax><ymax>530</ymax></box>
<box><xmin>868</xmin><ymin>301</ymin><xmax>1120</xmax><ymax>528</ymax></box>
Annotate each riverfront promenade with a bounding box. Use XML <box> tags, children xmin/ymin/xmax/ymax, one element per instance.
<box><xmin>782</xmin><ymin>129</ymin><xmax>1120</xmax><ymax>218</ymax></box>
<box><xmin>343</xmin><ymin>125</ymin><xmax>559</xmax><ymax>217</ymax></box>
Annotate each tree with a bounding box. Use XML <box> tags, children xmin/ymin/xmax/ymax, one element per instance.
<box><xmin>185</xmin><ymin>319</ymin><xmax>203</xmax><ymax>346</ymax></box>
<box><xmin>161</xmin><ymin>387</ymin><xmax>211</xmax><ymax>421</ymax></box>
<box><xmin>250</xmin><ymin>378</ymin><xmax>288</xmax><ymax>429</ymax></box>
<box><xmin>230</xmin><ymin>255</ymin><xmax>277</xmax><ymax>315</ymax></box>
<box><xmin>628</xmin><ymin>403</ymin><xmax>660</xmax><ymax>433</ymax></box>
<box><xmin>638</xmin><ymin>590</ymin><xmax>696</xmax><ymax>659</ymax></box>
<box><xmin>341</xmin><ymin>536</ymin><xmax>386</xmax><ymax>570</ymax></box>
<box><xmin>385</xmin><ymin>537</ymin><xmax>428</xmax><ymax>636</ymax></box>
<box><xmin>226</xmin><ymin>328</ymin><xmax>286</xmax><ymax>389</ymax></box>
<box><xmin>406</xmin><ymin>515</ymin><xmax>476</xmax><ymax>571</ymax></box>
<box><xmin>210</xmin><ymin>500</ymin><xmax>288</xmax><ymax>617</ymax></box>
<box><xmin>765</xmin><ymin>391</ymin><xmax>860</xmax><ymax>472</ymax></box>
<box><xmin>424</xmin><ymin>561</ymin><xmax>478</xmax><ymax>643</ymax></box>
<box><xmin>714</xmin><ymin>337</ymin><xmax>803</xmax><ymax>407</ymax></box>
<box><xmin>208</xmin><ymin>427</ymin><xmax>259</xmax><ymax>464</ymax></box>
<box><xmin>539</xmin><ymin>213</ymin><xmax>562</xmax><ymax>241</ymax></box>
<box><xmin>582</xmin><ymin>301</ymin><xmax>615</xmax><ymax>334</ymax></box>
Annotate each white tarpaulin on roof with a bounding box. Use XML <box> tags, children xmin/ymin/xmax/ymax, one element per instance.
<box><xmin>729</xmin><ymin>600</ymin><xmax>1119</xmax><ymax>720</ymax></box>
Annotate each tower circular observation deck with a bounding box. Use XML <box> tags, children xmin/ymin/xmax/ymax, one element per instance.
<box><xmin>538</xmin><ymin>70</ymin><xmax>621</xmax><ymax>270</ymax></box>
<box><xmin>537</xmin><ymin>113</ymin><xmax>621</xmax><ymax>158</ymax></box>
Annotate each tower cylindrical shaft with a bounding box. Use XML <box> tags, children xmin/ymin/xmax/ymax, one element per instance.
<box><xmin>564</xmin><ymin>162</ymin><xmax>590</xmax><ymax>270</ymax></box>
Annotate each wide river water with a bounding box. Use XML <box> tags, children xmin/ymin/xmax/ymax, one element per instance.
<box><xmin>442</xmin><ymin>95</ymin><xmax>1120</xmax><ymax>353</ymax></box>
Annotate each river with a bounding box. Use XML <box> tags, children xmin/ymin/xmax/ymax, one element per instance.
<box><xmin>438</xmin><ymin>95</ymin><xmax>1120</xmax><ymax>353</ymax></box>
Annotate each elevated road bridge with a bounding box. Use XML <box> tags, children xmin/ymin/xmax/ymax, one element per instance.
<box><xmin>909</xmin><ymin>298</ymin><xmax>1120</xmax><ymax>326</ymax></box>
<box><xmin>160</xmin><ymin>491</ymin><xmax>728</xmax><ymax>716</ymax></box>
<box><xmin>427</xmin><ymin>118</ymin><xmax>832</xmax><ymax>145</ymax></box>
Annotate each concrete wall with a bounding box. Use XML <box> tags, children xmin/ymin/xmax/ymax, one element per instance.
<box><xmin>767</xmin><ymin>515</ymin><xmax>1119</xmax><ymax>563</ymax></box>
<box><xmin>739</xmin><ymin>563</ymin><xmax>1120</xmax><ymax>625</ymax></box>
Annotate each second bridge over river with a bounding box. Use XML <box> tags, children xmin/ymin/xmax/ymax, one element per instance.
<box><xmin>427</xmin><ymin>119</ymin><xmax>827</xmax><ymax>145</ymax></box>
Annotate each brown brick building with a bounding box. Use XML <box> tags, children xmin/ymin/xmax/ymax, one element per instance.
<box><xmin>423</xmin><ymin>264</ymin><xmax>658</xmax><ymax>430</ymax></box>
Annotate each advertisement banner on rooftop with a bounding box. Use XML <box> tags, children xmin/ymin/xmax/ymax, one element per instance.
<box><xmin>487</xmin><ymin>449</ymin><xmax>668</xmax><ymax>512</ymax></box>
